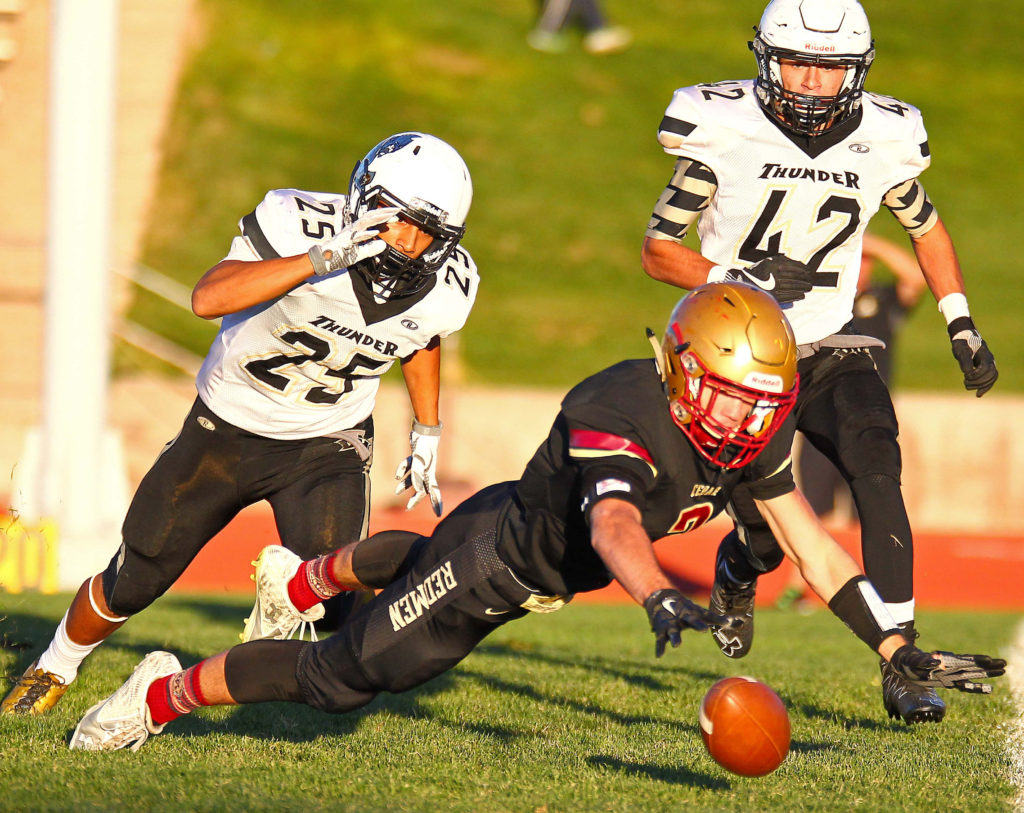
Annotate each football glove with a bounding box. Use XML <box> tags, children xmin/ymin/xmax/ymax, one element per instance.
<box><xmin>394</xmin><ymin>420</ymin><xmax>443</xmax><ymax>517</ymax></box>
<box><xmin>307</xmin><ymin>207</ymin><xmax>400</xmax><ymax>276</ymax></box>
<box><xmin>947</xmin><ymin>316</ymin><xmax>998</xmax><ymax>397</ymax></box>
<box><xmin>724</xmin><ymin>255</ymin><xmax>816</xmax><ymax>304</ymax></box>
<box><xmin>643</xmin><ymin>588</ymin><xmax>734</xmax><ymax>658</ymax></box>
<box><xmin>888</xmin><ymin>645</ymin><xmax>1007</xmax><ymax>694</ymax></box>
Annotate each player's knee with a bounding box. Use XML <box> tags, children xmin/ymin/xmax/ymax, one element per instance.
<box><xmin>296</xmin><ymin>643</ymin><xmax>379</xmax><ymax>714</ymax></box>
<box><xmin>352</xmin><ymin>530</ymin><xmax>426</xmax><ymax>588</ymax></box>
<box><xmin>101</xmin><ymin>549</ymin><xmax>162</xmax><ymax>617</ymax></box>
<box><xmin>842</xmin><ymin>425</ymin><xmax>901</xmax><ymax>480</ymax></box>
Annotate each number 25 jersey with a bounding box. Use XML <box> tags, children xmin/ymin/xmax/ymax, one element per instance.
<box><xmin>195</xmin><ymin>188</ymin><xmax>479</xmax><ymax>439</ymax></box>
<box><xmin>656</xmin><ymin>80</ymin><xmax>929</xmax><ymax>344</ymax></box>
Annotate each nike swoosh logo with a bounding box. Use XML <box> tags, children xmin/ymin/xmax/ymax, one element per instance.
<box><xmin>745</xmin><ymin>273</ymin><xmax>776</xmax><ymax>291</ymax></box>
<box><xmin>484</xmin><ymin>608</ymin><xmax>511</xmax><ymax>616</ymax></box>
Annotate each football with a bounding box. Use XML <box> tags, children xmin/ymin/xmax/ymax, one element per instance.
<box><xmin>699</xmin><ymin>676</ymin><xmax>790</xmax><ymax>777</ymax></box>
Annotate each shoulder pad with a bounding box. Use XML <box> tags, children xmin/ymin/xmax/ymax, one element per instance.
<box><xmin>658</xmin><ymin>81</ymin><xmax>755</xmax><ymax>155</ymax></box>
<box><xmin>243</xmin><ymin>189</ymin><xmax>347</xmax><ymax>259</ymax></box>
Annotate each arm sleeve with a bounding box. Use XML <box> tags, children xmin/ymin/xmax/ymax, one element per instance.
<box><xmin>644</xmin><ymin>156</ymin><xmax>718</xmax><ymax>244</ymax></box>
<box><xmin>882</xmin><ymin>177</ymin><xmax>939</xmax><ymax>238</ymax></box>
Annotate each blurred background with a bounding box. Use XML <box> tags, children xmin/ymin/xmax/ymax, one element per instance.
<box><xmin>0</xmin><ymin>0</ymin><xmax>1021</xmax><ymax>596</ymax></box>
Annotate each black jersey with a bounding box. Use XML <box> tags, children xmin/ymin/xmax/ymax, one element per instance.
<box><xmin>496</xmin><ymin>359</ymin><xmax>796</xmax><ymax>596</ymax></box>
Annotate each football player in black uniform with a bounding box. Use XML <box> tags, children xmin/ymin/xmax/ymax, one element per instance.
<box><xmin>68</xmin><ymin>283</ymin><xmax>1004</xmax><ymax>752</ymax></box>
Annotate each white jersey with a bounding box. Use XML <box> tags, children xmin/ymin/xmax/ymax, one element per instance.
<box><xmin>657</xmin><ymin>80</ymin><xmax>929</xmax><ymax>344</ymax></box>
<box><xmin>196</xmin><ymin>188</ymin><xmax>479</xmax><ymax>439</ymax></box>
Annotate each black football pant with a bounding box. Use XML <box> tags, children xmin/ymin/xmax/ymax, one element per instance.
<box><xmin>223</xmin><ymin>482</ymin><xmax>538</xmax><ymax>714</ymax></box>
<box><xmin>102</xmin><ymin>398</ymin><xmax>371</xmax><ymax>617</ymax></box>
<box><xmin>723</xmin><ymin>347</ymin><xmax>914</xmax><ymax>607</ymax></box>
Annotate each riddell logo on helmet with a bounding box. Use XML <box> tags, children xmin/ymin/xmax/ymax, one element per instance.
<box><xmin>743</xmin><ymin>372</ymin><xmax>784</xmax><ymax>392</ymax></box>
<box><xmin>804</xmin><ymin>42</ymin><xmax>837</xmax><ymax>52</ymax></box>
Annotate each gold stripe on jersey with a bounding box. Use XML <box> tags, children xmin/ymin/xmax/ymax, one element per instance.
<box><xmin>567</xmin><ymin>447</ymin><xmax>658</xmax><ymax>478</ymax></box>
<box><xmin>882</xmin><ymin>177</ymin><xmax>938</xmax><ymax>238</ymax></box>
<box><xmin>645</xmin><ymin>157</ymin><xmax>718</xmax><ymax>243</ymax></box>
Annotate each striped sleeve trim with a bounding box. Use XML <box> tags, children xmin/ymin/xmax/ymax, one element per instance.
<box><xmin>658</xmin><ymin>115</ymin><xmax>697</xmax><ymax>138</ymax></box>
<box><xmin>241</xmin><ymin>210</ymin><xmax>281</xmax><ymax>259</ymax></box>
<box><xmin>645</xmin><ymin>157</ymin><xmax>718</xmax><ymax>243</ymax></box>
<box><xmin>568</xmin><ymin>429</ymin><xmax>657</xmax><ymax>477</ymax></box>
<box><xmin>882</xmin><ymin>178</ymin><xmax>938</xmax><ymax>239</ymax></box>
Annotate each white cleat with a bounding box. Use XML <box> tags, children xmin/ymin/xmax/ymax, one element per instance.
<box><xmin>69</xmin><ymin>651</ymin><xmax>181</xmax><ymax>752</ymax></box>
<box><xmin>240</xmin><ymin>545</ymin><xmax>324</xmax><ymax>643</ymax></box>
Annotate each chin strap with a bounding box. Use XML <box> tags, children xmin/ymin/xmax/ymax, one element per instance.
<box><xmin>646</xmin><ymin>328</ymin><xmax>665</xmax><ymax>382</ymax></box>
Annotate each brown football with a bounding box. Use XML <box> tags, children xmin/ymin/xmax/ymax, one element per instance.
<box><xmin>699</xmin><ymin>676</ymin><xmax>790</xmax><ymax>777</ymax></box>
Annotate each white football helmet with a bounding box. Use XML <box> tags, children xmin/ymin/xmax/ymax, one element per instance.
<box><xmin>751</xmin><ymin>0</ymin><xmax>874</xmax><ymax>136</ymax></box>
<box><xmin>346</xmin><ymin>132</ymin><xmax>472</xmax><ymax>298</ymax></box>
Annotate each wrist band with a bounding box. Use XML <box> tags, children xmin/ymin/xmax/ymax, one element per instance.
<box><xmin>308</xmin><ymin>245</ymin><xmax>330</xmax><ymax>277</ymax></box>
<box><xmin>706</xmin><ymin>265</ymin><xmax>732</xmax><ymax>283</ymax></box>
<box><xmin>827</xmin><ymin>575</ymin><xmax>901</xmax><ymax>652</ymax></box>
<box><xmin>412</xmin><ymin>419</ymin><xmax>443</xmax><ymax>436</ymax></box>
<box><xmin>937</xmin><ymin>292</ymin><xmax>970</xmax><ymax>324</ymax></box>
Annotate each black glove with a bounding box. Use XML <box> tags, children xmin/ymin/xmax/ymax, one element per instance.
<box><xmin>643</xmin><ymin>588</ymin><xmax>733</xmax><ymax>658</ymax></box>
<box><xmin>726</xmin><ymin>255</ymin><xmax>816</xmax><ymax>303</ymax></box>
<box><xmin>889</xmin><ymin>644</ymin><xmax>1007</xmax><ymax>694</ymax></box>
<box><xmin>947</xmin><ymin>316</ymin><xmax>998</xmax><ymax>397</ymax></box>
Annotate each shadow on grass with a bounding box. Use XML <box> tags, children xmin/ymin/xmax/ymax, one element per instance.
<box><xmin>474</xmin><ymin>640</ymin><xmax>724</xmax><ymax>690</ymax></box>
<box><xmin>587</xmin><ymin>754</ymin><xmax>729</xmax><ymax>790</ymax></box>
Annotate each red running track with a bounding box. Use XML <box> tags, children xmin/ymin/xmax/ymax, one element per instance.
<box><xmin>173</xmin><ymin>500</ymin><xmax>1024</xmax><ymax>610</ymax></box>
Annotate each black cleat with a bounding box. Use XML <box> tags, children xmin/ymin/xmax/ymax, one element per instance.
<box><xmin>881</xmin><ymin>622</ymin><xmax>946</xmax><ymax>724</ymax></box>
<box><xmin>708</xmin><ymin>553</ymin><xmax>757</xmax><ymax>659</ymax></box>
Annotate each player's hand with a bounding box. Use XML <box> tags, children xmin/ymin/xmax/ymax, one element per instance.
<box><xmin>308</xmin><ymin>207</ymin><xmax>400</xmax><ymax>276</ymax></box>
<box><xmin>947</xmin><ymin>316</ymin><xmax>998</xmax><ymax>397</ymax></box>
<box><xmin>394</xmin><ymin>421</ymin><xmax>443</xmax><ymax>517</ymax></box>
<box><xmin>727</xmin><ymin>255</ymin><xmax>816</xmax><ymax>303</ymax></box>
<box><xmin>643</xmin><ymin>588</ymin><xmax>734</xmax><ymax>657</ymax></box>
<box><xmin>888</xmin><ymin>645</ymin><xmax>1006</xmax><ymax>694</ymax></box>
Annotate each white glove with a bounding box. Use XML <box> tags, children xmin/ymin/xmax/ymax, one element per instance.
<box><xmin>394</xmin><ymin>420</ymin><xmax>443</xmax><ymax>516</ymax></box>
<box><xmin>307</xmin><ymin>207</ymin><xmax>400</xmax><ymax>276</ymax></box>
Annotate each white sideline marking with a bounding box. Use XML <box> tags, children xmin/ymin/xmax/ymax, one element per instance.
<box><xmin>1008</xmin><ymin>617</ymin><xmax>1024</xmax><ymax>812</ymax></box>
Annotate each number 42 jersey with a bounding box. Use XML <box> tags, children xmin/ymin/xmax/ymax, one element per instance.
<box><xmin>196</xmin><ymin>188</ymin><xmax>479</xmax><ymax>439</ymax></box>
<box><xmin>655</xmin><ymin>80</ymin><xmax>930</xmax><ymax>345</ymax></box>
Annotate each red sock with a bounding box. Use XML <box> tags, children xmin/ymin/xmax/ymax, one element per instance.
<box><xmin>145</xmin><ymin>662</ymin><xmax>210</xmax><ymax>726</ymax></box>
<box><xmin>287</xmin><ymin>556</ymin><xmax>348</xmax><ymax>613</ymax></box>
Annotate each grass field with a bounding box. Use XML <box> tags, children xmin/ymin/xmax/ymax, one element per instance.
<box><xmin>122</xmin><ymin>0</ymin><xmax>1024</xmax><ymax>392</ymax></box>
<box><xmin>1</xmin><ymin>593</ymin><xmax>1021</xmax><ymax>811</ymax></box>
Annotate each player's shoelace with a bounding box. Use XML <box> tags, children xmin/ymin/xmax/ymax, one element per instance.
<box><xmin>6</xmin><ymin>670</ymin><xmax>65</xmax><ymax>711</ymax></box>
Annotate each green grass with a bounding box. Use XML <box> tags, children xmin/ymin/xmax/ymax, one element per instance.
<box><xmin>125</xmin><ymin>0</ymin><xmax>1024</xmax><ymax>393</ymax></box>
<box><xmin>1</xmin><ymin>592</ymin><xmax>1021</xmax><ymax>811</ymax></box>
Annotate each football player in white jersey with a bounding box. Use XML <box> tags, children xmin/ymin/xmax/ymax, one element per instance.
<box><xmin>640</xmin><ymin>0</ymin><xmax>998</xmax><ymax>725</ymax></box>
<box><xmin>2</xmin><ymin>132</ymin><xmax>480</xmax><ymax>716</ymax></box>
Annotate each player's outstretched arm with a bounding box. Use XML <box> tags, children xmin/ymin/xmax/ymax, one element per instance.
<box><xmin>589</xmin><ymin>498</ymin><xmax>728</xmax><ymax>657</ymax></box>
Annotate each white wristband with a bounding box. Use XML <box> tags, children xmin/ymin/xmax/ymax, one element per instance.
<box><xmin>706</xmin><ymin>264</ymin><xmax>732</xmax><ymax>283</ymax></box>
<box><xmin>937</xmin><ymin>292</ymin><xmax>970</xmax><ymax>325</ymax></box>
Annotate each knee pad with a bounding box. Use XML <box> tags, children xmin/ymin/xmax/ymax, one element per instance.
<box><xmin>101</xmin><ymin>545</ymin><xmax>163</xmax><ymax>617</ymax></box>
<box><xmin>840</xmin><ymin>424</ymin><xmax>902</xmax><ymax>481</ymax></box>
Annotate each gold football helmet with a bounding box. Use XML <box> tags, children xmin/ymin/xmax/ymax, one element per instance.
<box><xmin>661</xmin><ymin>282</ymin><xmax>798</xmax><ymax>468</ymax></box>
